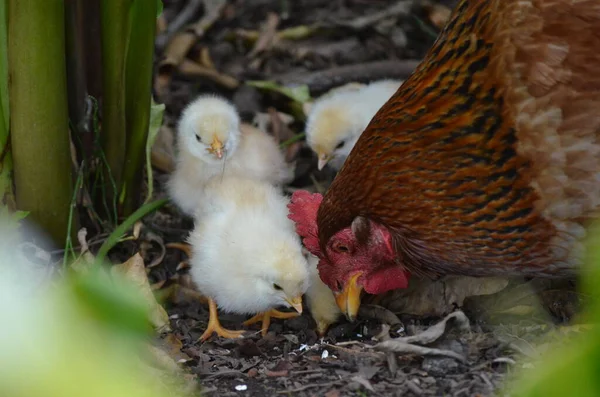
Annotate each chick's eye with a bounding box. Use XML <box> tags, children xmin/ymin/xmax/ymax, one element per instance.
<box><xmin>335</xmin><ymin>141</ymin><xmax>344</xmax><ymax>150</ymax></box>
<box><xmin>273</xmin><ymin>283</ymin><xmax>283</xmax><ymax>291</ymax></box>
<box><xmin>195</xmin><ymin>134</ymin><xmax>202</xmax><ymax>142</ymax></box>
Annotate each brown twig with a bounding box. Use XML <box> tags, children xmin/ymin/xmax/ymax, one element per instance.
<box><xmin>273</xmin><ymin>60</ymin><xmax>421</xmax><ymax>94</ymax></box>
<box><xmin>322</xmin><ymin>343</ymin><xmax>387</xmax><ymax>360</ymax></box>
<box><xmin>329</xmin><ymin>0</ymin><xmax>414</xmax><ymax>30</ymax></box>
<box><xmin>155</xmin><ymin>0</ymin><xmax>228</xmax><ymax>98</ymax></box>
<box><xmin>374</xmin><ymin>324</ymin><xmax>399</xmax><ymax>376</ymax></box>
<box><xmin>276</xmin><ymin>381</ymin><xmax>342</xmax><ymax>394</ymax></box>
<box><xmin>155</xmin><ymin>0</ymin><xmax>204</xmax><ymax>51</ymax></box>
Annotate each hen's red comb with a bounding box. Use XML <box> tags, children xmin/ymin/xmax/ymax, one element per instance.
<box><xmin>287</xmin><ymin>190</ymin><xmax>323</xmax><ymax>257</ymax></box>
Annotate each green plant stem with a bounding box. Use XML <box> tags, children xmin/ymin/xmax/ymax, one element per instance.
<box><xmin>0</xmin><ymin>0</ymin><xmax>14</xmax><ymax>210</ymax></box>
<box><xmin>279</xmin><ymin>133</ymin><xmax>305</xmax><ymax>148</ymax></box>
<box><xmin>8</xmin><ymin>0</ymin><xmax>73</xmax><ymax>244</ymax></box>
<box><xmin>95</xmin><ymin>198</ymin><xmax>167</xmax><ymax>265</ymax></box>
<box><xmin>0</xmin><ymin>0</ymin><xmax>7</xmax><ymax>131</ymax></box>
<box><xmin>100</xmin><ymin>0</ymin><xmax>132</xmax><ymax>212</ymax></box>
<box><xmin>120</xmin><ymin>0</ymin><xmax>158</xmax><ymax>215</ymax></box>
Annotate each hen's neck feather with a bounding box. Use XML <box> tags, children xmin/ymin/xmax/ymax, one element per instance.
<box><xmin>318</xmin><ymin>0</ymin><xmax>600</xmax><ymax>278</ymax></box>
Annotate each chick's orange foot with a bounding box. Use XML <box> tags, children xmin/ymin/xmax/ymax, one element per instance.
<box><xmin>243</xmin><ymin>309</ymin><xmax>301</xmax><ymax>336</ymax></box>
<box><xmin>199</xmin><ymin>298</ymin><xmax>245</xmax><ymax>342</ymax></box>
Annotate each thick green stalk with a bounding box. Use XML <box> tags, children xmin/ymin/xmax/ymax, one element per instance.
<box><xmin>0</xmin><ymin>0</ymin><xmax>7</xmax><ymax>129</ymax></box>
<box><xmin>8</xmin><ymin>0</ymin><xmax>73</xmax><ymax>243</ymax></box>
<box><xmin>100</xmin><ymin>0</ymin><xmax>132</xmax><ymax>211</ymax></box>
<box><xmin>0</xmin><ymin>0</ymin><xmax>12</xmax><ymax>210</ymax></box>
<box><xmin>120</xmin><ymin>0</ymin><xmax>157</xmax><ymax>215</ymax></box>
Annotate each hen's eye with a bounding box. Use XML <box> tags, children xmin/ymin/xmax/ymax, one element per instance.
<box><xmin>334</xmin><ymin>244</ymin><xmax>349</xmax><ymax>253</ymax></box>
<box><xmin>195</xmin><ymin>134</ymin><xmax>202</xmax><ymax>142</ymax></box>
<box><xmin>273</xmin><ymin>283</ymin><xmax>283</xmax><ymax>291</ymax></box>
<box><xmin>335</xmin><ymin>280</ymin><xmax>343</xmax><ymax>291</ymax></box>
<box><xmin>335</xmin><ymin>141</ymin><xmax>344</xmax><ymax>150</ymax></box>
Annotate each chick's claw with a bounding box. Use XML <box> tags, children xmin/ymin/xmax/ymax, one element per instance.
<box><xmin>199</xmin><ymin>298</ymin><xmax>245</xmax><ymax>342</ymax></box>
<box><xmin>166</xmin><ymin>242</ymin><xmax>192</xmax><ymax>258</ymax></box>
<box><xmin>243</xmin><ymin>309</ymin><xmax>301</xmax><ymax>337</ymax></box>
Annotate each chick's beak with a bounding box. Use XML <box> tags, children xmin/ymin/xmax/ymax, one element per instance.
<box><xmin>285</xmin><ymin>295</ymin><xmax>303</xmax><ymax>314</ymax></box>
<box><xmin>335</xmin><ymin>272</ymin><xmax>363</xmax><ymax>322</ymax></box>
<box><xmin>317</xmin><ymin>153</ymin><xmax>330</xmax><ymax>171</ymax></box>
<box><xmin>209</xmin><ymin>136</ymin><xmax>224</xmax><ymax>159</ymax></box>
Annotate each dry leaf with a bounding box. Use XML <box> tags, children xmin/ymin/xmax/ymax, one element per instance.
<box><xmin>71</xmin><ymin>228</ymin><xmax>95</xmax><ymax>273</ymax></box>
<box><xmin>178</xmin><ymin>59</ymin><xmax>239</xmax><ymax>89</ymax></box>
<box><xmin>111</xmin><ymin>253</ymin><xmax>171</xmax><ymax>333</ymax></box>
<box><xmin>350</xmin><ymin>375</ymin><xmax>375</xmax><ymax>392</ymax></box>
<box><xmin>151</xmin><ymin>125</ymin><xmax>176</xmax><ymax>173</ymax></box>
<box><xmin>372</xmin><ymin>311</ymin><xmax>470</xmax><ymax>363</ymax></box>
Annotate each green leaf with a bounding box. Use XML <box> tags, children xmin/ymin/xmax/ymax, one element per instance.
<box><xmin>145</xmin><ymin>99</ymin><xmax>165</xmax><ymax>204</ymax></box>
<box><xmin>156</xmin><ymin>0</ymin><xmax>163</xmax><ymax>17</ymax></box>
<box><xmin>120</xmin><ymin>0</ymin><xmax>158</xmax><ymax>215</ymax></box>
<box><xmin>0</xmin><ymin>207</ymin><xmax>28</xmax><ymax>233</ymax></box>
<box><xmin>69</xmin><ymin>264</ymin><xmax>152</xmax><ymax>337</ymax></box>
<box><xmin>246</xmin><ymin>80</ymin><xmax>311</xmax><ymax>104</ymax></box>
<box><xmin>279</xmin><ymin>132</ymin><xmax>305</xmax><ymax>148</ymax></box>
<box><xmin>95</xmin><ymin>198</ymin><xmax>168</xmax><ymax>265</ymax></box>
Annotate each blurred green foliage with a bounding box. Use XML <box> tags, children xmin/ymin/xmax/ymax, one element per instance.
<box><xmin>0</xmin><ymin>214</ymin><xmax>192</xmax><ymax>397</ymax></box>
<box><xmin>507</xmin><ymin>223</ymin><xmax>600</xmax><ymax>396</ymax></box>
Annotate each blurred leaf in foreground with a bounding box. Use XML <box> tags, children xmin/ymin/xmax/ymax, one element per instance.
<box><xmin>0</xmin><ymin>214</ymin><xmax>193</xmax><ymax>397</ymax></box>
<box><xmin>506</xmin><ymin>223</ymin><xmax>600</xmax><ymax>397</ymax></box>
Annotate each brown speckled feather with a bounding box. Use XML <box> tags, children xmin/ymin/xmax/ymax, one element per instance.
<box><xmin>318</xmin><ymin>0</ymin><xmax>600</xmax><ymax>278</ymax></box>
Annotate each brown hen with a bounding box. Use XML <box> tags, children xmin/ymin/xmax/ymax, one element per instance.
<box><xmin>288</xmin><ymin>0</ymin><xmax>600</xmax><ymax>319</ymax></box>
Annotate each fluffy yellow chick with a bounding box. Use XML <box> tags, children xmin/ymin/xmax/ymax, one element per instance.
<box><xmin>305</xmin><ymin>79</ymin><xmax>403</xmax><ymax>170</ymax></box>
<box><xmin>187</xmin><ymin>176</ymin><xmax>310</xmax><ymax>341</ymax></box>
<box><xmin>167</xmin><ymin>94</ymin><xmax>294</xmax><ymax>215</ymax></box>
<box><xmin>304</xmin><ymin>252</ymin><xmax>342</xmax><ymax>336</ymax></box>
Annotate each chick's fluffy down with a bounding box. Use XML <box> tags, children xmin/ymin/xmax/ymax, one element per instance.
<box><xmin>188</xmin><ymin>176</ymin><xmax>309</xmax><ymax>315</ymax></box>
<box><xmin>305</xmin><ymin>253</ymin><xmax>341</xmax><ymax>334</ymax></box>
<box><xmin>168</xmin><ymin>94</ymin><xmax>293</xmax><ymax>216</ymax></box>
<box><xmin>305</xmin><ymin>79</ymin><xmax>402</xmax><ymax>170</ymax></box>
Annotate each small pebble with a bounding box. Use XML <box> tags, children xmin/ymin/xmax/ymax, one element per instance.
<box><xmin>234</xmin><ymin>385</ymin><xmax>248</xmax><ymax>391</ymax></box>
<box><xmin>321</xmin><ymin>350</ymin><xmax>329</xmax><ymax>359</ymax></box>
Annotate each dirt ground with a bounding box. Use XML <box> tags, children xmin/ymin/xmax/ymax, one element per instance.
<box><xmin>126</xmin><ymin>0</ymin><xmax>582</xmax><ymax>395</ymax></box>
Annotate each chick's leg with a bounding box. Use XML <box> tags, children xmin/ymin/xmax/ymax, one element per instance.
<box><xmin>200</xmin><ymin>298</ymin><xmax>245</xmax><ymax>341</ymax></box>
<box><xmin>243</xmin><ymin>309</ymin><xmax>301</xmax><ymax>337</ymax></box>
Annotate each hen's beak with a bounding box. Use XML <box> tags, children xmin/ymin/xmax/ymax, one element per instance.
<box><xmin>285</xmin><ymin>295</ymin><xmax>303</xmax><ymax>314</ymax></box>
<box><xmin>335</xmin><ymin>272</ymin><xmax>363</xmax><ymax>322</ymax></box>
<box><xmin>317</xmin><ymin>153</ymin><xmax>331</xmax><ymax>171</ymax></box>
<box><xmin>209</xmin><ymin>136</ymin><xmax>224</xmax><ymax>159</ymax></box>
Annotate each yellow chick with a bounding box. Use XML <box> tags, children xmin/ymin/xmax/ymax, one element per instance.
<box><xmin>304</xmin><ymin>252</ymin><xmax>342</xmax><ymax>336</ymax></box>
<box><xmin>167</xmin><ymin>94</ymin><xmax>294</xmax><ymax>216</ymax></box>
<box><xmin>305</xmin><ymin>79</ymin><xmax>403</xmax><ymax>170</ymax></box>
<box><xmin>187</xmin><ymin>176</ymin><xmax>310</xmax><ymax>341</ymax></box>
